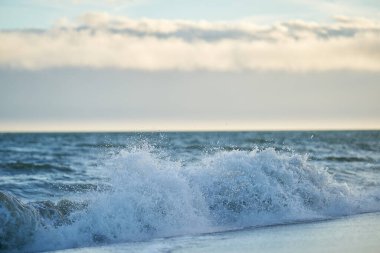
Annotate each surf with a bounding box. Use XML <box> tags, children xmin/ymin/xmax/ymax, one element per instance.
<box><xmin>1</xmin><ymin>147</ymin><xmax>379</xmax><ymax>252</ymax></box>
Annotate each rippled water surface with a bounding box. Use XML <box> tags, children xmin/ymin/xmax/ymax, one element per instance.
<box><xmin>1</xmin><ymin>131</ymin><xmax>379</xmax><ymax>252</ymax></box>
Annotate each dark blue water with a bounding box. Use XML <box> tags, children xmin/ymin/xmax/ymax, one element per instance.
<box><xmin>1</xmin><ymin>131</ymin><xmax>380</xmax><ymax>252</ymax></box>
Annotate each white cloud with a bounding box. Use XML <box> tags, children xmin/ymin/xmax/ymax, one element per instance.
<box><xmin>0</xmin><ymin>12</ymin><xmax>380</xmax><ymax>71</ymax></box>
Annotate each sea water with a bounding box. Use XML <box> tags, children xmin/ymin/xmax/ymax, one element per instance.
<box><xmin>0</xmin><ymin>131</ymin><xmax>379</xmax><ymax>252</ymax></box>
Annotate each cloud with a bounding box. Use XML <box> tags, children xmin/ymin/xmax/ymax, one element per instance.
<box><xmin>0</xmin><ymin>12</ymin><xmax>380</xmax><ymax>71</ymax></box>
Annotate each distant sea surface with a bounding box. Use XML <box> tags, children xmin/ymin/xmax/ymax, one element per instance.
<box><xmin>1</xmin><ymin>131</ymin><xmax>380</xmax><ymax>252</ymax></box>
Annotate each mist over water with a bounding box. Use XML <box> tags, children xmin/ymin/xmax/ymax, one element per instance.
<box><xmin>1</xmin><ymin>131</ymin><xmax>380</xmax><ymax>252</ymax></box>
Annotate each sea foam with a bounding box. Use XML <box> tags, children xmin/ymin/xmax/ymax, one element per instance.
<box><xmin>0</xmin><ymin>147</ymin><xmax>378</xmax><ymax>252</ymax></box>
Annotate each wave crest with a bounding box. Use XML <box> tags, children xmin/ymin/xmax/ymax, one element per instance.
<box><xmin>1</xmin><ymin>147</ymin><xmax>377</xmax><ymax>252</ymax></box>
<box><xmin>189</xmin><ymin>149</ymin><xmax>355</xmax><ymax>226</ymax></box>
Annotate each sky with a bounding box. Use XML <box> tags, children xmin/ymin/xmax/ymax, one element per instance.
<box><xmin>0</xmin><ymin>0</ymin><xmax>379</xmax><ymax>131</ymax></box>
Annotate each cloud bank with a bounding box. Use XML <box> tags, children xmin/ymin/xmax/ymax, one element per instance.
<box><xmin>0</xmin><ymin>13</ymin><xmax>380</xmax><ymax>71</ymax></box>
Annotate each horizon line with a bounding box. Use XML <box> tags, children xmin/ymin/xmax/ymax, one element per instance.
<box><xmin>1</xmin><ymin>128</ymin><xmax>379</xmax><ymax>134</ymax></box>
<box><xmin>2</xmin><ymin>120</ymin><xmax>379</xmax><ymax>133</ymax></box>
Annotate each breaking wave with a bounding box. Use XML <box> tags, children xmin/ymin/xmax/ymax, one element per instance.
<box><xmin>1</xmin><ymin>148</ymin><xmax>379</xmax><ymax>252</ymax></box>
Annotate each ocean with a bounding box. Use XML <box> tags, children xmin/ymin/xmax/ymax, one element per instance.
<box><xmin>1</xmin><ymin>131</ymin><xmax>380</xmax><ymax>252</ymax></box>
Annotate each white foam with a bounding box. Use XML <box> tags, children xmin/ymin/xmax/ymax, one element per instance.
<box><xmin>2</xmin><ymin>147</ymin><xmax>379</xmax><ymax>252</ymax></box>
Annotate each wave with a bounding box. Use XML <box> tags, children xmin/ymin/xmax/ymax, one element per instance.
<box><xmin>324</xmin><ymin>156</ymin><xmax>374</xmax><ymax>163</ymax></box>
<box><xmin>1</xmin><ymin>147</ymin><xmax>379</xmax><ymax>252</ymax></box>
<box><xmin>1</xmin><ymin>162</ymin><xmax>73</xmax><ymax>173</ymax></box>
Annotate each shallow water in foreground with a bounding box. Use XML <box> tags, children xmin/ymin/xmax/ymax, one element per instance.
<box><xmin>49</xmin><ymin>212</ymin><xmax>380</xmax><ymax>253</ymax></box>
<box><xmin>0</xmin><ymin>131</ymin><xmax>379</xmax><ymax>252</ymax></box>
